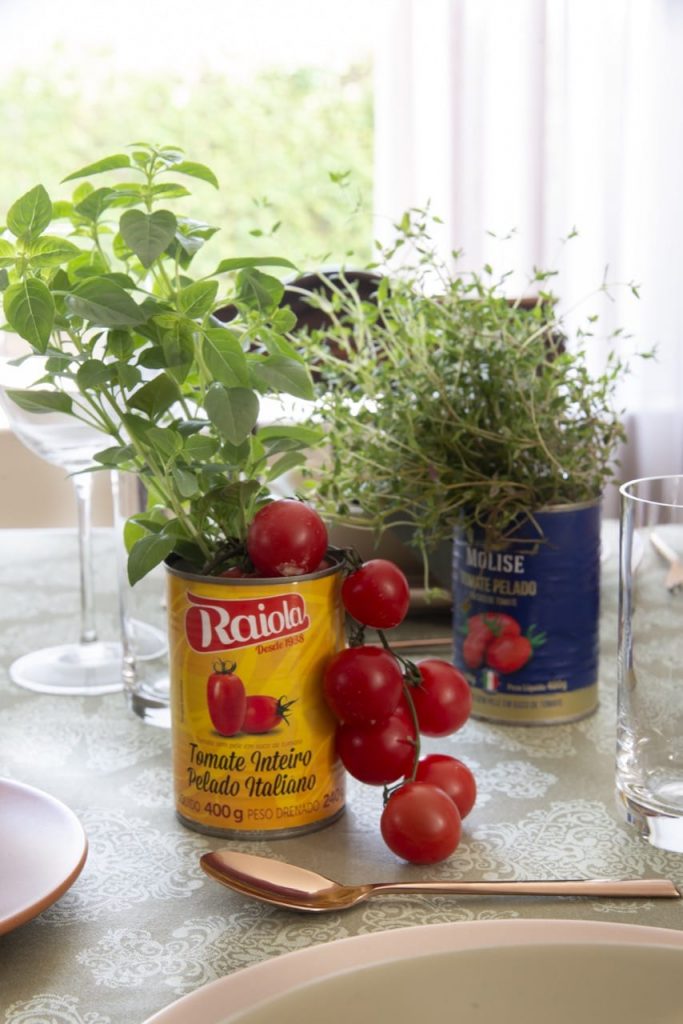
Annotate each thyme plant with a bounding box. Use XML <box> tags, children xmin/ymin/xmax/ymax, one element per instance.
<box><xmin>296</xmin><ymin>211</ymin><xmax>642</xmax><ymax>572</ymax></box>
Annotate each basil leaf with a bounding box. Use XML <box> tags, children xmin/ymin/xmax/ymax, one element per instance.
<box><xmin>235</xmin><ymin>268</ymin><xmax>284</xmax><ymax>314</ymax></box>
<box><xmin>3</xmin><ymin>279</ymin><xmax>55</xmax><ymax>351</ymax></box>
<box><xmin>4</xmin><ymin>387</ymin><xmax>72</xmax><ymax>414</ymax></box>
<box><xmin>202</xmin><ymin>328</ymin><xmax>249</xmax><ymax>386</ymax></box>
<box><xmin>146</xmin><ymin>426</ymin><xmax>183</xmax><ymax>459</ymax></box>
<box><xmin>127</xmin><ymin>532</ymin><xmax>176</xmax><ymax>586</ymax></box>
<box><xmin>204</xmin><ymin>383</ymin><xmax>259</xmax><ymax>446</ymax></box>
<box><xmin>172</xmin><ymin>465</ymin><xmax>199</xmax><ymax>497</ymax></box>
<box><xmin>67</xmin><ymin>278</ymin><xmax>145</xmax><ymax>327</ymax></box>
<box><xmin>164</xmin><ymin>160</ymin><xmax>219</xmax><ymax>189</ymax></box>
<box><xmin>119</xmin><ymin>209</ymin><xmax>177</xmax><ymax>268</ymax></box>
<box><xmin>212</xmin><ymin>256</ymin><xmax>298</xmax><ymax>275</ymax></box>
<box><xmin>177</xmin><ymin>280</ymin><xmax>218</xmax><ymax>319</ymax></box>
<box><xmin>128</xmin><ymin>373</ymin><xmax>180</xmax><ymax>419</ymax></box>
<box><xmin>94</xmin><ymin>445</ymin><xmax>135</xmax><ymax>466</ymax></box>
<box><xmin>7</xmin><ymin>185</ymin><xmax>52</xmax><ymax>241</ymax></box>
<box><xmin>258</xmin><ymin>423</ymin><xmax>323</xmax><ymax>446</ymax></box>
<box><xmin>266</xmin><ymin>451</ymin><xmax>306</xmax><ymax>481</ymax></box>
<box><xmin>28</xmin><ymin>235</ymin><xmax>81</xmax><ymax>269</ymax></box>
<box><xmin>62</xmin><ymin>153</ymin><xmax>131</xmax><ymax>182</ymax></box>
<box><xmin>74</xmin><ymin>187</ymin><xmax>118</xmax><ymax>222</ymax></box>
<box><xmin>0</xmin><ymin>238</ymin><xmax>16</xmax><ymax>268</ymax></box>
<box><xmin>250</xmin><ymin>355</ymin><xmax>315</xmax><ymax>401</ymax></box>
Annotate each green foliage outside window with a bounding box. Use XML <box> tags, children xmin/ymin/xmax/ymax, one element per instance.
<box><xmin>0</xmin><ymin>63</ymin><xmax>373</xmax><ymax>272</ymax></box>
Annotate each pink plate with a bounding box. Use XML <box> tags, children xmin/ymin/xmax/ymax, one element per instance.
<box><xmin>143</xmin><ymin>918</ymin><xmax>683</xmax><ymax>1024</ymax></box>
<box><xmin>0</xmin><ymin>778</ymin><xmax>88</xmax><ymax>935</ymax></box>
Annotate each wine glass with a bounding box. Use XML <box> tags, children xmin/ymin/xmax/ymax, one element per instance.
<box><xmin>0</xmin><ymin>334</ymin><xmax>123</xmax><ymax>695</ymax></box>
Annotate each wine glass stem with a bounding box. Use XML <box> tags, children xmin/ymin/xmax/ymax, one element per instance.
<box><xmin>73</xmin><ymin>472</ymin><xmax>98</xmax><ymax>645</ymax></box>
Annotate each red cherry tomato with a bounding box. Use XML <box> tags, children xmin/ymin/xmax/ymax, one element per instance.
<box><xmin>206</xmin><ymin>661</ymin><xmax>246</xmax><ymax>736</ymax></box>
<box><xmin>410</xmin><ymin>659</ymin><xmax>472</xmax><ymax>737</ymax></box>
<box><xmin>242</xmin><ymin>695</ymin><xmax>295</xmax><ymax>734</ymax></box>
<box><xmin>323</xmin><ymin>645</ymin><xmax>404</xmax><ymax>724</ymax></box>
<box><xmin>336</xmin><ymin>713</ymin><xmax>416</xmax><ymax>785</ymax></box>
<box><xmin>415</xmin><ymin>754</ymin><xmax>477</xmax><ymax>818</ymax></box>
<box><xmin>380</xmin><ymin>781</ymin><xmax>462</xmax><ymax>864</ymax></box>
<box><xmin>246</xmin><ymin>499</ymin><xmax>328</xmax><ymax>577</ymax></box>
<box><xmin>341</xmin><ymin>559</ymin><xmax>410</xmax><ymax>629</ymax></box>
<box><xmin>391</xmin><ymin>695</ymin><xmax>415</xmax><ymax>727</ymax></box>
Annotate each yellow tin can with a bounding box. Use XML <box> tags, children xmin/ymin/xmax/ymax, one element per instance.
<box><xmin>166</xmin><ymin>557</ymin><xmax>346</xmax><ymax>837</ymax></box>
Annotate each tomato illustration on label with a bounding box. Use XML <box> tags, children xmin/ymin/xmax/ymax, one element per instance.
<box><xmin>469</xmin><ymin>612</ymin><xmax>521</xmax><ymax>641</ymax></box>
<box><xmin>461</xmin><ymin>614</ymin><xmax>545</xmax><ymax>675</ymax></box>
<box><xmin>242</xmin><ymin>695</ymin><xmax>296</xmax><ymax>734</ymax></box>
<box><xmin>462</xmin><ymin>613</ymin><xmax>522</xmax><ymax>668</ymax></box>
<box><xmin>206</xmin><ymin>660</ymin><xmax>247</xmax><ymax>736</ymax></box>
<box><xmin>485</xmin><ymin>623</ymin><xmax>546</xmax><ymax>673</ymax></box>
<box><xmin>462</xmin><ymin>630</ymin><xmax>487</xmax><ymax>669</ymax></box>
<box><xmin>485</xmin><ymin>635</ymin><xmax>533</xmax><ymax>673</ymax></box>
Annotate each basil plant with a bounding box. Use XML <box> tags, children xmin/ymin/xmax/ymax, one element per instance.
<box><xmin>0</xmin><ymin>143</ymin><xmax>321</xmax><ymax>583</ymax></box>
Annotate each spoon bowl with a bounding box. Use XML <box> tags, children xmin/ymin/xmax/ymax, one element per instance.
<box><xmin>199</xmin><ymin>850</ymin><xmax>680</xmax><ymax>914</ymax></box>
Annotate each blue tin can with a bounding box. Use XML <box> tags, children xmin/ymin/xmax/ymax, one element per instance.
<box><xmin>452</xmin><ymin>501</ymin><xmax>600</xmax><ymax>724</ymax></box>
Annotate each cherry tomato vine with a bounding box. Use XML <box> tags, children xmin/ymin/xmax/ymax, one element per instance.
<box><xmin>325</xmin><ymin>551</ymin><xmax>477</xmax><ymax>865</ymax></box>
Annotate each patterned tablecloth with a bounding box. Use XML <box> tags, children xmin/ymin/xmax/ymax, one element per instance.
<box><xmin>1</xmin><ymin>525</ymin><xmax>682</xmax><ymax>1024</ymax></box>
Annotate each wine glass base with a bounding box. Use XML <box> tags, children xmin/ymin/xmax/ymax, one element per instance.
<box><xmin>127</xmin><ymin>690</ymin><xmax>171</xmax><ymax>728</ymax></box>
<box><xmin>10</xmin><ymin>642</ymin><xmax>124</xmax><ymax>696</ymax></box>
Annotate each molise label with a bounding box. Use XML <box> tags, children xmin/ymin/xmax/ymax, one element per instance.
<box><xmin>452</xmin><ymin>503</ymin><xmax>601</xmax><ymax>725</ymax></box>
<box><xmin>167</xmin><ymin>559</ymin><xmax>346</xmax><ymax>837</ymax></box>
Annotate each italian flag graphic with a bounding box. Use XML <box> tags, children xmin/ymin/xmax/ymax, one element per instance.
<box><xmin>482</xmin><ymin>669</ymin><xmax>500</xmax><ymax>691</ymax></box>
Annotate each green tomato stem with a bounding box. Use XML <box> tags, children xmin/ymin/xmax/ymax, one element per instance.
<box><xmin>377</xmin><ymin>628</ymin><xmax>421</xmax><ymax>782</ymax></box>
<box><xmin>400</xmin><ymin>680</ymin><xmax>421</xmax><ymax>782</ymax></box>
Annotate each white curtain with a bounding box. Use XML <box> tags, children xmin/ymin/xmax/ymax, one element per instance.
<box><xmin>372</xmin><ymin>0</ymin><xmax>683</xmax><ymax>505</ymax></box>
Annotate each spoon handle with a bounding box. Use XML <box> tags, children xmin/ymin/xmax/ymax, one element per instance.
<box><xmin>374</xmin><ymin>878</ymin><xmax>680</xmax><ymax>899</ymax></box>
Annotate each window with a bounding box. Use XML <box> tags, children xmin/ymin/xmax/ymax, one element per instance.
<box><xmin>0</xmin><ymin>0</ymin><xmax>376</xmax><ymax>268</ymax></box>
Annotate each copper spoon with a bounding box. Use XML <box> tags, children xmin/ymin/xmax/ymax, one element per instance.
<box><xmin>200</xmin><ymin>850</ymin><xmax>680</xmax><ymax>913</ymax></box>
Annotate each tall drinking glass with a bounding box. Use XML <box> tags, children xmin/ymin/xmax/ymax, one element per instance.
<box><xmin>111</xmin><ymin>470</ymin><xmax>170</xmax><ymax>726</ymax></box>
<box><xmin>617</xmin><ymin>474</ymin><xmax>683</xmax><ymax>852</ymax></box>
<box><xmin>0</xmin><ymin>335</ymin><xmax>122</xmax><ymax>695</ymax></box>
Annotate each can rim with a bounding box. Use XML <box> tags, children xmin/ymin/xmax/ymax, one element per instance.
<box><xmin>533</xmin><ymin>497</ymin><xmax>602</xmax><ymax>514</ymax></box>
<box><xmin>164</xmin><ymin>546</ymin><xmax>346</xmax><ymax>585</ymax></box>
